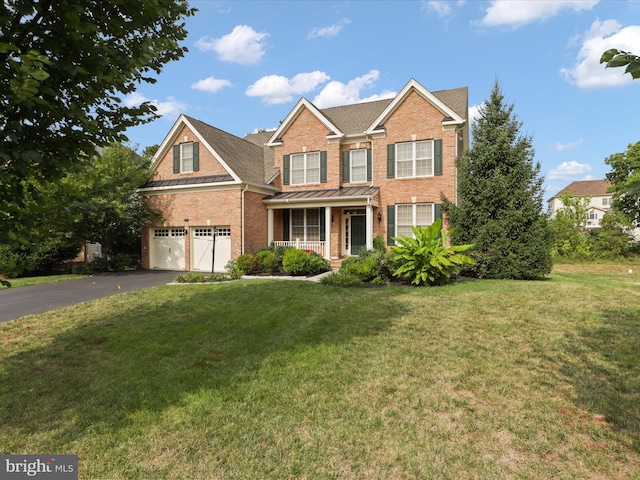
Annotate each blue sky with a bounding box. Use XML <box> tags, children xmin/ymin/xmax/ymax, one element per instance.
<box><xmin>123</xmin><ymin>0</ymin><xmax>640</xmax><ymax>200</ymax></box>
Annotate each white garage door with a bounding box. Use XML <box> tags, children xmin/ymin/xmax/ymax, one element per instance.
<box><xmin>150</xmin><ymin>228</ymin><xmax>186</xmax><ymax>270</ymax></box>
<box><xmin>191</xmin><ymin>227</ymin><xmax>231</xmax><ymax>273</ymax></box>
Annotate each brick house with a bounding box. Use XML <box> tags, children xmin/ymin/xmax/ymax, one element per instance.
<box><xmin>139</xmin><ymin>79</ymin><xmax>468</xmax><ymax>271</ymax></box>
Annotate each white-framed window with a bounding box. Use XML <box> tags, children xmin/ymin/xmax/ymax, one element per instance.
<box><xmin>602</xmin><ymin>197</ymin><xmax>610</xmax><ymax>206</ymax></box>
<box><xmin>290</xmin><ymin>152</ymin><xmax>320</xmax><ymax>185</ymax></box>
<box><xmin>396</xmin><ymin>204</ymin><xmax>434</xmax><ymax>238</ymax></box>
<box><xmin>171</xmin><ymin>228</ymin><xmax>187</xmax><ymax>237</ymax></box>
<box><xmin>154</xmin><ymin>228</ymin><xmax>169</xmax><ymax>238</ymax></box>
<box><xmin>180</xmin><ymin>143</ymin><xmax>194</xmax><ymax>173</ymax></box>
<box><xmin>291</xmin><ymin>208</ymin><xmax>320</xmax><ymax>241</ymax></box>
<box><xmin>396</xmin><ymin>140</ymin><xmax>433</xmax><ymax>178</ymax></box>
<box><xmin>350</xmin><ymin>149</ymin><xmax>368</xmax><ymax>183</ymax></box>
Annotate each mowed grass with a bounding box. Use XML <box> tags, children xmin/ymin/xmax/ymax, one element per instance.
<box><xmin>1</xmin><ymin>265</ymin><xmax>639</xmax><ymax>479</ymax></box>
<box><xmin>0</xmin><ymin>273</ymin><xmax>85</xmax><ymax>289</ymax></box>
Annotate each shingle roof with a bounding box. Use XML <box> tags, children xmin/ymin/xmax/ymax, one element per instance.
<box><xmin>553</xmin><ymin>180</ymin><xmax>612</xmax><ymax>198</ymax></box>
<box><xmin>315</xmin><ymin>86</ymin><xmax>468</xmax><ymax>137</ymax></box>
<box><xmin>141</xmin><ymin>174</ymin><xmax>234</xmax><ymax>189</ymax></box>
<box><xmin>184</xmin><ymin>116</ymin><xmax>268</xmax><ymax>185</ymax></box>
<box><xmin>244</xmin><ymin>130</ymin><xmax>278</xmax><ymax>182</ymax></box>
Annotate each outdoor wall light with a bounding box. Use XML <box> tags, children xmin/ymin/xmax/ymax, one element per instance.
<box><xmin>377</xmin><ymin>212</ymin><xmax>382</xmax><ymax>223</ymax></box>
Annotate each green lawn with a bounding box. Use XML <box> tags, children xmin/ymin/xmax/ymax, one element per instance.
<box><xmin>0</xmin><ymin>273</ymin><xmax>85</xmax><ymax>289</ymax></box>
<box><xmin>1</xmin><ymin>264</ymin><xmax>639</xmax><ymax>479</ymax></box>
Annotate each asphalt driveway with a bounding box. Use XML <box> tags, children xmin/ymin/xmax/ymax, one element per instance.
<box><xmin>0</xmin><ymin>270</ymin><xmax>178</xmax><ymax>323</ymax></box>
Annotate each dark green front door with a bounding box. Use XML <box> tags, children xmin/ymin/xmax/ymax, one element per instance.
<box><xmin>351</xmin><ymin>215</ymin><xmax>366</xmax><ymax>256</ymax></box>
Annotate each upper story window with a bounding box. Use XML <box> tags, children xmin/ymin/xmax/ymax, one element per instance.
<box><xmin>342</xmin><ymin>148</ymin><xmax>372</xmax><ymax>183</ymax></box>
<box><xmin>291</xmin><ymin>152</ymin><xmax>320</xmax><ymax>185</ymax></box>
<box><xmin>283</xmin><ymin>151</ymin><xmax>327</xmax><ymax>186</ymax></box>
<box><xmin>397</xmin><ymin>140</ymin><xmax>433</xmax><ymax>178</ymax></box>
<box><xmin>387</xmin><ymin>139</ymin><xmax>442</xmax><ymax>179</ymax></box>
<box><xmin>172</xmin><ymin>142</ymin><xmax>199</xmax><ymax>174</ymax></box>
<box><xmin>602</xmin><ymin>197</ymin><xmax>610</xmax><ymax>206</ymax></box>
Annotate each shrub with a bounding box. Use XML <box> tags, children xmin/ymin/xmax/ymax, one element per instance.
<box><xmin>234</xmin><ymin>253</ymin><xmax>258</xmax><ymax>274</ymax></box>
<box><xmin>175</xmin><ymin>272</ymin><xmax>206</xmax><ymax>283</ymax></box>
<box><xmin>225</xmin><ymin>260</ymin><xmax>244</xmax><ymax>280</ymax></box>
<box><xmin>391</xmin><ymin>219</ymin><xmax>475</xmax><ymax>286</ymax></box>
<box><xmin>373</xmin><ymin>235</ymin><xmax>386</xmax><ymax>252</ymax></box>
<box><xmin>256</xmin><ymin>250</ymin><xmax>280</xmax><ymax>274</ymax></box>
<box><xmin>320</xmin><ymin>271</ymin><xmax>363</xmax><ymax>288</ymax></box>
<box><xmin>282</xmin><ymin>249</ymin><xmax>330</xmax><ymax>276</ymax></box>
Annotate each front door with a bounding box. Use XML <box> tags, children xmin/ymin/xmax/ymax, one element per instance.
<box><xmin>343</xmin><ymin>209</ymin><xmax>366</xmax><ymax>256</ymax></box>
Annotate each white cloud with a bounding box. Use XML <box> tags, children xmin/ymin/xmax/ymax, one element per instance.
<box><xmin>308</xmin><ymin>19</ymin><xmax>351</xmax><ymax>39</ymax></box>
<box><xmin>552</xmin><ymin>138</ymin><xmax>584</xmax><ymax>151</ymax></box>
<box><xmin>479</xmin><ymin>0</ymin><xmax>598</xmax><ymax>29</ymax></box>
<box><xmin>468</xmin><ymin>104</ymin><xmax>482</xmax><ymax>125</ymax></box>
<box><xmin>547</xmin><ymin>160</ymin><xmax>592</xmax><ymax>180</ymax></box>
<box><xmin>312</xmin><ymin>70</ymin><xmax>396</xmax><ymax>108</ymax></box>
<box><xmin>245</xmin><ymin>71</ymin><xmax>331</xmax><ymax>105</ymax></box>
<box><xmin>560</xmin><ymin>20</ymin><xmax>640</xmax><ymax>88</ymax></box>
<box><xmin>424</xmin><ymin>0</ymin><xmax>466</xmax><ymax>17</ymax></box>
<box><xmin>195</xmin><ymin>25</ymin><xmax>268</xmax><ymax>65</ymax></box>
<box><xmin>191</xmin><ymin>76</ymin><xmax>233</xmax><ymax>93</ymax></box>
<box><xmin>123</xmin><ymin>93</ymin><xmax>187</xmax><ymax>119</ymax></box>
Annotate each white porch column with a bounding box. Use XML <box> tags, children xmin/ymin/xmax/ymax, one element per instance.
<box><xmin>267</xmin><ymin>208</ymin><xmax>274</xmax><ymax>245</ymax></box>
<box><xmin>366</xmin><ymin>205</ymin><xmax>373</xmax><ymax>251</ymax></box>
<box><xmin>324</xmin><ymin>206</ymin><xmax>331</xmax><ymax>260</ymax></box>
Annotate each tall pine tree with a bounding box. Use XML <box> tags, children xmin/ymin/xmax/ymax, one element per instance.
<box><xmin>443</xmin><ymin>80</ymin><xmax>552</xmax><ymax>279</ymax></box>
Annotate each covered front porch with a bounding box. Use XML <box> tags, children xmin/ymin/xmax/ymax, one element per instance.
<box><xmin>263</xmin><ymin>186</ymin><xmax>381</xmax><ymax>261</ymax></box>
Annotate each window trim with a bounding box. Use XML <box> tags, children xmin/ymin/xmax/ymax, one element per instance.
<box><xmin>350</xmin><ymin>148</ymin><xmax>368</xmax><ymax>183</ymax></box>
<box><xmin>290</xmin><ymin>151</ymin><xmax>321</xmax><ymax>186</ymax></box>
<box><xmin>395</xmin><ymin>139</ymin><xmax>434</xmax><ymax>179</ymax></box>
<box><xmin>290</xmin><ymin>208</ymin><xmax>321</xmax><ymax>241</ymax></box>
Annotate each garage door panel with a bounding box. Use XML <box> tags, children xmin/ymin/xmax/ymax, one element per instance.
<box><xmin>150</xmin><ymin>228</ymin><xmax>186</xmax><ymax>270</ymax></box>
<box><xmin>191</xmin><ymin>227</ymin><xmax>231</xmax><ymax>273</ymax></box>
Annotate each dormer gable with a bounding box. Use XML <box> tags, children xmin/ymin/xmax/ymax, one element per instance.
<box><xmin>366</xmin><ymin>79</ymin><xmax>466</xmax><ymax>135</ymax></box>
<box><xmin>266</xmin><ymin>98</ymin><xmax>343</xmax><ymax>147</ymax></box>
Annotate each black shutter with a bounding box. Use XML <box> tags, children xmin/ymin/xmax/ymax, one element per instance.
<box><xmin>434</xmin><ymin>139</ymin><xmax>442</xmax><ymax>176</ymax></box>
<box><xmin>434</xmin><ymin>203</ymin><xmax>442</xmax><ymax>222</ymax></box>
<box><xmin>173</xmin><ymin>145</ymin><xmax>180</xmax><ymax>173</ymax></box>
<box><xmin>193</xmin><ymin>142</ymin><xmax>199</xmax><ymax>172</ymax></box>
<box><xmin>387</xmin><ymin>144</ymin><xmax>395</xmax><ymax>178</ymax></box>
<box><xmin>387</xmin><ymin>205</ymin><xmax>395</xmax><ymax>245</ymax></box>
<box><xmin>283</xmin><ymin>155</ymin><xmax>290</xmax><ymax>185</ymax></box>
<box><xmin>367</xmin><ymin>148</ymin><xmax>372</xmax><ymax>182</ymax></box>
<box><xmin>342</xmin><ymin>151</ymin><xmax>350</xmax><ymax>183</ymax></box>
<box><xmin>319</xmin><ymin>207</ymin><xmax>326</xmax><ymax>241</ymax></box>
<box><xmin>320</xmin><ymin>151</ymin><xmax>327</xmax><ymax>183</ymax></box>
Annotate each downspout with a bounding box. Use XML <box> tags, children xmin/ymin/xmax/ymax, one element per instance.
<box><xmin>241</xmin><ymin>183</ymin><xmax>249</xmax><ymax>254</ymax></box>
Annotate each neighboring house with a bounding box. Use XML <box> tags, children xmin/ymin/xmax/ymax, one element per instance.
<box><xmin>139</xmin><ymin>79</ymin><xmax>468</xmax><ymax>271</ymax></box>
<box><xmin>72</xmin><ymin>241</ymin><xmax>102</xmax><ymax>264</ymax></box>
<box><xmin>547</xmin><ymin>180</ymin><xmax>613</xmax><ymax>229</ymax></box>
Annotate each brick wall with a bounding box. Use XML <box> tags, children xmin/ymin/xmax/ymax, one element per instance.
<box><xmin>153</xmin><ymin>125</ymin><xmax>228</xmax><ymax>181</ymax></box>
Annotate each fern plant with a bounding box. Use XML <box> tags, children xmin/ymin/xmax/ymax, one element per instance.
<box><xmin>391</xmin><ymin>219</ymin><xmax>475</xmax><ymax>286</ymax></box>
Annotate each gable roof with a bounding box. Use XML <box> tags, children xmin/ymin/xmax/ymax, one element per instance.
<box><xmin>244</xmin><ymin>130</ymin><xmax>279</xmax><ymax>183</ymax></box>
<box><xmin>149</xmin><ymin>115</ymin><xmax>272</xmax><ymax>186</ymax></box>
<box><xmin>552</xmin><ymin>180</ymin><xmax>612</xmax><ymax>199</ymax></box>
<box><xmin>184</xmin><ymin>116</ymin><xmax>268</xmax><ymax>185</ymax></box>
<box><xmin>266</xmin><ymin>79</ymin><xmax>468</xmax><ymax>145</ymax></box>
<box><xmin>366</xmin><ymin>79</ymin><xmax>467</xmax><ymax>134</ymax></box>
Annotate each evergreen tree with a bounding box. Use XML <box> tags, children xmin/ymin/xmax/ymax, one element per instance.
<box><xmin>443</xmin><ymin>80</ymin><xmax>552</xmax><ymax>279</ymax></box>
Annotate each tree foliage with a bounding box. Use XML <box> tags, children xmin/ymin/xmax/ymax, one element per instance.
<box><xmin>0</xmin><ymin>0</ymin><xmax>195</xmax><ymax>244</ymax></box>
<box><xmin>0</xmin><ymin>143</ymin><xmax>155</xmax><ymax>276</ymax></box>
<box><xmin>549</xmin><ymin>192</ymin><xmax>592</xmax><ymax>258</ymax></box>
<box><xmin>442</xmin><ymin>80</ymin><xmax>552</xmax><ymax>279</ymax></box>
<box><xmin>600</xmin><ymin>49</ymin><xmax>640</xmax><ymax>80</ymax></box>
<box><xmin>605</xmin><ymin>141</ymin><xmax>640</xmax><ymax>227</ymax></box>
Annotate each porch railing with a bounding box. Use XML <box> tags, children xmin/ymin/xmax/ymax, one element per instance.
<box><xmin>273</xmin><ymin>240</ymin><xmax>325</xmax><ymax>256</ymax></box>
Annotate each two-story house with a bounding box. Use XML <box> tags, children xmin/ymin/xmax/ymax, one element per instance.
<box><xmin>139</xmin><ymin>79</ymin><xmax>468</xmax><ymax>271</ymax></box>
<box><xmin>547</xmin><ymin>180</ymin><xmax>613</xmax><ymax>228</ymax></box>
